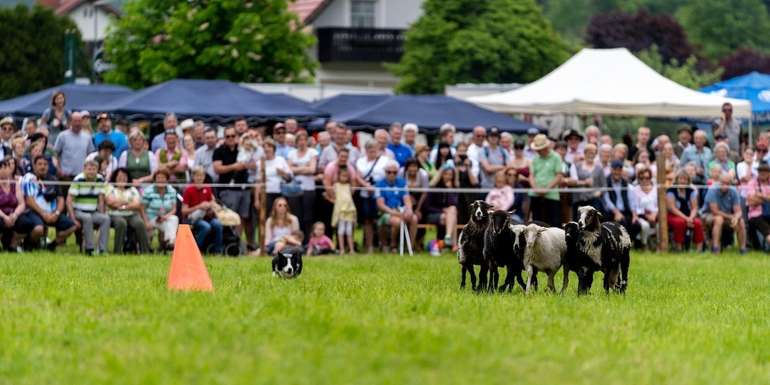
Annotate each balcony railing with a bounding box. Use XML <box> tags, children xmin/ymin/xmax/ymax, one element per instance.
<box><xmin>316</xmin><ymin>27</ymin><xmax>405</xmax><ymax>63</ymax></box>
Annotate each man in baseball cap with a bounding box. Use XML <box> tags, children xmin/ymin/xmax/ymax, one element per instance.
<box><xmin>93</xmin><ymin>112</ymin><xmax>128</xmax><ymax>157</ymax></box>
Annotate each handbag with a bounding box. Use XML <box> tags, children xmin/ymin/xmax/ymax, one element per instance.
<box><xmin>280</xmin><ymin>178</ymin><xmax>303</xmax><ymax>197</ymax></box>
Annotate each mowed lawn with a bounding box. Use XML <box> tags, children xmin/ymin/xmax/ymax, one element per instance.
<box><xmin>0</xmin><ymin>251</ymin><xmax>768</xmax><ymax>385</ymax></box>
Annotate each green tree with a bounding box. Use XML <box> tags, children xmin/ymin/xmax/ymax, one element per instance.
<box><xmin>0</xmin><ymin>5</ymin><xmax>88</xmax><ymax>100</ymax></box>
<box><xmin>677</xmin><ymin>0</ymin><xmax>770</xmax><ymax>59</ymax></box>
<box><xmin>103</xmin><ymin>0</ymin><xmax>316</xmax><ymax>88</ymax></box>
<box><xmin>392</xmin><ymin>0</ymin><xmax>569</xmax><ymax>94</ymax></box>
<box><xmin>637</xmin><ymin>45</ymin><xmax>723</xmax><ymax>89</ymax></box>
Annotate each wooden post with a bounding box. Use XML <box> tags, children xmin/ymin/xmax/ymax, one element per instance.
<box><xmin>258</xmin><ymin>157</ymin><xmax>267</xmax><ymax>256</ymax></box>
<box><xmin>656</xmin><ymin>151</ymin><xmax>669</xmax><ymax>251</ymax></box>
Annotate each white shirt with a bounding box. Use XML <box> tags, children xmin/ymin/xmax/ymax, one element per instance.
<box><xmin>355</xmin><ymin>155</ymin><xmax>387</xmax><ymax>198</ymax></box>
<box><xmin>287</xmin><ymin>147</ymin><xmax>318</xmax><ymax>191</ymax></box>
<box><xmin>258</xmin><ymin>156</ymin><xmax>292</xmax><ymax>194</ymax></box>
<box><xmin>467</xmin><ymin>142</ymin><xmax>485</xmax><ymax>164</ymax></box>
<box><xmin>737</xmin><ymin>161</ymin><xmax>757</xmax><ymax>183</ymax></box>
<box><xmin>631</xmin><ymin>184</ymin><xmax>658</xmax><ymax>215</ymax></box>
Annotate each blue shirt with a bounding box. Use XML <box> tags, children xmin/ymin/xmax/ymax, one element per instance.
<box><xmin>94</xmin><ymin>130</ymin><xmax>129</xmax><ymax>158</ymax></box>
<box><xmin>704</xmin><ymin>184</ymin><xmax>740</xmax><ymax>214</ymax></box>
<box><xmin>680</xmin><ymin>146</ymin><xmax>712</xmax><ymax>173</ymax></box>
<box><xmin>387</xmin><ymin>143</ymin><xmax>413</xmax><ymax>167</ymax></box>
<box><xmin>375</xmin><ymin>177</ymin><xmax>407</xmax><ymax>209</ymax></box>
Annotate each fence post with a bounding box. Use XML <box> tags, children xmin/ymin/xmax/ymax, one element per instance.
<box><xmin>656</xmin><ymin>151</ymin><xmax>669</xmax><ymax>251</ymax></box>
<box><xmin>258</xmin><ymin>157</ymin><xmax>267</xmax><ymax>256</ymax></box>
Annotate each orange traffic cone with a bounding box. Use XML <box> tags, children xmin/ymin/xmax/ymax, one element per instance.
<box><xmin>167</xmin><ymin>224</ymin><xmax>214</xmax><ymax>292</ymax></box>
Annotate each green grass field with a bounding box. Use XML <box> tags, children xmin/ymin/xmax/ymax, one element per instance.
<box><xmin>1</xmin><ymin>251</ymin><xmax>768</xmax><ymax>385</ymax></box>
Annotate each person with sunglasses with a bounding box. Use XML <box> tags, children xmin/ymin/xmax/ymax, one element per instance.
<box><xmin>714</xmin><ymin>102</ymin><xmax>741</xmax><ymax>157</ymax></box>
<box><xmin>631</xmin><ymin>167</ymin><xmax>658</xmax><ymax>250</ymax></box>
<box><xmin>375</xmin><ymin>161</ymin><xmax>416</xmax><ymax>253</ymax></box>
<box><xmin>213</xmin><ymin>126</ymin><xmax>254</xmax><ymax>246</ymax></box>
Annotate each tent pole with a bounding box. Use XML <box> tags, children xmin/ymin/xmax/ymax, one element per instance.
<box><xmin>749</xmin><ymin>117</ymin><xmax>753</xmax><ymax>149</ymax></box>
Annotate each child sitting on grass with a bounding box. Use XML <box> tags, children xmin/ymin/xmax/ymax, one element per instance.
<box><xmin>306</xmin><ymin>222</ymin><xmax>335</xmax><ymax>256</ymax></box>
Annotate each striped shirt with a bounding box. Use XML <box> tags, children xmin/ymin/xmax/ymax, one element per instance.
<box><xmin>141</xmin><ymin>185</ymin><xmax>177</xmax><ymax>221</ymax></box>
<box><xmin>68</xmin><ymin>173</ymin><xmax>106</xmax><ymax>213</ymax></box>
<box><xmin>21</xmin><ymin>173</ymin><xmax>57</xmax><ymax>213</ymax></box>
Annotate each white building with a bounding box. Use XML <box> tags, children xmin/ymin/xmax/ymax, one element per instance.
<box><xmin>55</xmin><ymin>0</ymin><xmax>121</xmax><ymax>43</ymax></box>
<box><xmin>289</xmin><ymin>0</ymin><xmax>424</xmax><ymax>88</ymax></box>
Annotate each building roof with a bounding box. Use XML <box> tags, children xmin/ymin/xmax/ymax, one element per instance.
<box><xmin>287</xmin><ymin>0</ymin><xmax>331</xmax><ymax>24</ymax></box>
<box><xmin>55</xmin><ymin>0</ymin><xmax>121</xmax><ymax>16</ymax></box>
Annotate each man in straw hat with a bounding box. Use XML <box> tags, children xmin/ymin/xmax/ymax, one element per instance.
<box><xmin>528</xmin><ymin>134</ymin><xmax>562</xmax><ymax>227</ymax></box>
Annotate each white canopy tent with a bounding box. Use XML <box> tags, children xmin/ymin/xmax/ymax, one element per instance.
<box><xmin>469</xmin><ymin>47</ymin><xmax>752</xmax><ymax>119</ymax></box>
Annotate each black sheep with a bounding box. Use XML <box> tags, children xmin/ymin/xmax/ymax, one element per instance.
<box><xmin>457</xmin><ymin>200</ymin><xmax>492</xmax><ymax>291</ymax></box>
<box><xmin>483</xmin><ymin>210</ymin><xmax>527</xmax><ymax>293</ymax></box>
<box><xmin>576</xmin><ymin>206</ymin><xmax>632</xmax><ymax>294</ymax></box>
<box><xmin>563</xmin><ymin>221</ymin><xmax>601</xmax><ymax>294</ymax></box>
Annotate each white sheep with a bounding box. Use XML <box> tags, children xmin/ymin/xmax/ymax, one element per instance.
<box><xmin>521</xmin><ymin>223</ymin><xmax>567</xmax><ymax>293</ymax></box>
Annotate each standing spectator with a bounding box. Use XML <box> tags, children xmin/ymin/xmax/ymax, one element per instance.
<box><xmin>0</xmin><ymin>117</ymin><xmax>15</xmax><ymax>154</ymax></box>
<box><xmin>315</xmin><ymin>131</ymin><xmax>331</xmax><ymax>154</ymax></box>
<box><xmin>584</xmin><ymin>125</ymin><xmax>601</xmax><ymax>145</ymax></box>
<box><xmin>598</xmin><ymin>143</ymin><xmax>613</xmax><ymax>177</ymax></box>
<box><xmin>454</xmin><ymin>142</ymin><xmax>479</xmax><ymax>224</ymax></box>
<box><xmin>708</xmin><ymin>142</ymin><xmax>736</xmax><ymax>180</ymax></box>
<box><xmin>17</xmin><ymin>156</ymin><xmax>76</xmax><ymax>250</ymax></box>
<box><xmin>414</xmin><ymin>144</ymin><xmax>435</xmax><ymax>178</ymax></box>
<box><xmin>67</xmin><ymin>160</ymin><xmax>110</xmax><ymax>255</ymax></box>
<box><xmin>24</xmin><ymin>134</ymin><xmax>58</xmax><ymax>179</ymax></box>
<box><xmin>319</xmin><ymin>125</ymin><xmax>360</xmax><ymax>170</ymax></box>
<box><xmin>433</xmin><ymin>142</ymin><xmax>455</xmax><ymax>172</ymax></box>
<box><xmin>0</xmin><ymin>159</ymin><xmax>24</xmax><ymax>251</ymax></box>
<box><xmin>562</xmin><ymin>129</ymin><xmax>584</xmax><ymax>165</ymax></box>
<box><xmin>737</xmin><ymin>147</ymin><xmax>757</xmax><ymax>185</ymax></box>
<box><xmin>214</xmin><ymin>127</ymin><xmax>252</xmax><ymax>245</ymax></box>
<box><xmin>142</xmin><ymin>170</ymin><xmax>179</xmax><ymax>251</ymax></box>
<box><xmin>54</xmin><ymin>112</ymin><xmax>95</xmax><ymax>192</ymax></box>
<box><xmin>680</xmin><ymin>130</ymin><xmax>713</xmax><ymax>183</ymax></box>
<box><xmin>657</xmin><ymin>143</ymin><xmax>679</xmax><ymax>185</ymax></box>
<box><xmin>234</xmin><ymin>117</ymin><xmax>249</xmax><ymax>136</ymax></box>
<box><xmin>21</xmin><ymin>118</ymin><xmax>37</xmax><ymax>139</ymax></box>
<box><xmin>504</xmin><ymin>167</ymin><xmax>526</xmax><ymax>223</ymax></box>
<box><xmin>80</xmin><ymin>111</ymin><xmax>93</xmax><ymax>135</ymax></box>
<box><xmin>466</xmin><ymin>126</ymin><xmax>486</xmax><ymax>165</ymax></box>
<box><xmin>86</xmin><ymin>140</ymin><xmax>118</xmax><ymax>179</ymax></box>
<box><xmin>272</xmin><ymin>123</ymin><xmax>291</xmax><ymax>159</ymax></box>
<box><xmin>666</xmin><ymin>170</ymin><xmax>704</xmax><ymax>252</ymax></box>
<box><xmin>374</xmin><ymin>129</ymin><xmax>396</xmax><ymax>159</ymax></box>
<box><xmin>479</xmin><ymin>127</ymin><xmax>509</xmax><ymax>189</ymax></box>
<box><xmin>155</xmin><ymin>130</ymin><xmax>188</xmax><ymax>183</ymax></box>
<box><xmin>287</xmin><ymin>131</ymin><xmax>317</xmax><ymax>236</ymax></box>
<box><xmin>429</xmin><ymin>124</ymin><xmax>456</xmax><ymax>163</ymax></box>
<box><xmin>118</xmin><ymin>131</ymin><xmax>157</xmax><ymax>186</ymax></box>
<box><xmin>330</xmin><ymin>167</ymin><xmax>356</xmax><ymax>255</ymax></box>
<box><xmin>182</xmin><ymin>167</ymin><xmax>223</xmax><ymax>254</ymax></box>
<box><xmin>256</xmin><ymin>139</ymin><xmax>293</xmax><ymax>216</ymax></box>
<box><xmin>500</xmin><ymin>132</ymin><xmax>514</xmax><ymax>159</ymax></box>
<box><xmin>375</xmin><ymin>161</ymin><xmax>417</xmax><ymax>252</ymax></box>
<box><xmin>195</xmin><ymin>128</ymin><xmax>219</xmax><ymax>182</ymax></box>
<box><xmin>40</xmin><ymin>91</ymin><xmax>70</xmax><ymax>142</ymax></box>
<box><xmin>704</xmin><ymin>173</ymin><xmax>746</xmax><ymax>253</ymax></box>
<box><xmin>387</xmin><ymin>123</ymin><xmax>413</xmax><ymax>167</ymax></box>
<box><xmin>523</xmin><ymin>127</ymin><xmax>539</xmax><ymax>159</ymax></box>
<box><xmin>93</xmin><ymin>113</ymin><xmax>128</xmax><ymax>158</ymax></box>
<box><xmin>182</xmin><ymin>134</ymin><xmax>197</xmax><ymax>177</ymax></box>
<box><xmin>263</xmin><ymin>197</ymin><xmax>300</xmax><ymax>255</ymax></box>
<box><xmin>285</xmin><ymin>118</ymin><xmax>299</xmax><ymax>135</ymax></box>
<box><xmin>631</xmin><ymin>168</ymin><xmax>658</xmax><ymax>249</ymax></box>
<box><xmin>628</xmin><ymin>126</ymin><xmax>654</xmax><ymax>161</ymax></box>
<box><xmin>355</xmin><ymin>140</ymin><xmax>387</xmax><ymax>253</ymax></box>
<box><xmin>568</xmin><ymin>143</ymin><xmax>605</xmax><ymax>219</ymax></box>
<box><xmin>424</xmin><ymin>166</ymin><xmax>459</xmax><ymax>248</ymax></box>
<box><xmin>403</xmin><ymin>123</ymin><xmax>419</xmax><ymax>152</ymax></box>
<box><xmin>674</xmin><ymin>125</ymin><xmax>692</xmax><ymax>158</ymax></box>
<box><xmin>603</xmin><ymin>160</ymin><xmax>641</xmax><ymax>245</ymax></box>
<box><xmin>528</xmin><ymin>134</ymin><xmax>562</xmax><ymax>227</ymax></box>
<box><xmin>510</xmin><ymin>139</ymin><xmax>531</xmax><ymax>187</ymax></box>
<box><xmin>713</xmin><ymin>102</ymin><xmax>741</xmax><ymax>155</ymax></box>
<box><xmin>192</xmin><ymin>120</ymin><xmax>205</xmax><ymax>148</ymax></box>
<box><xmin>105</xmin><ymin>168</ymin><xmax>150</xmax><ymax>254</ymax></box>
<box><xmin>613</xmin><ymin>143</ymin><xmax>636</xmax><ymax>180</ymax></box>
<box><xmin>151</xmin><ymin>113</ymin><xmax>177</xmax><ymax>152</ymax></box>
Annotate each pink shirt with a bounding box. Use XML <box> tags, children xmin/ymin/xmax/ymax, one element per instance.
<box><xmin>743</xmin><ymin>178</ymin><xmax>770</xmax><ymax>219</ymax></box>
<box><xmin>307</xmin><ymin>235</ymin><xmax>334</xmax><ymax>252</ymax></box>
<box><xmin>324</xmin><ymin>160</ymin><xmax>359</xmax><ymax>185</ymax></box>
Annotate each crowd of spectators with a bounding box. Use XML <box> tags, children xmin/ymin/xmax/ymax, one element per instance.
<box><xmin>0</xmin><ymin>93</ymin><xmax>765</xmax><ymax>256</ymax></box>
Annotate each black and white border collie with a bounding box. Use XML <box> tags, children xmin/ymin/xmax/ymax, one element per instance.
<box><xmin>272</xmin><ymin>246</ymin><xmax>303</xmax><ymax>279</ymax></box>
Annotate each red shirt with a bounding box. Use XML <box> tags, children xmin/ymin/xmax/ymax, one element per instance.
<box><xmin>183</xmin><ymin>185</ymin><xmax>213</xmax><ymax>208</ymax></box>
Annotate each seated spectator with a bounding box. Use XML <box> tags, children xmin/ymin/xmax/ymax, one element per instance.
<box><xmin>612</xmin><ymin>143</ymin><xmax>635</xmax><ymax>180</ymax></box>
<box><xmin>424</xmin><ymin>165</ymin><xmax>459</xmax><ymax>248</ymax></box>
<box><xmin>598</xmin><ymin>143</ymin><xmax>613</xmax><ymax>177</ymax></box>
<box><xmin>0</xmin><ymin>158</ymin><xmax>24</xmax><ymax>251</ymax></box>
<box><xmin>658</xmin><ymin>143</ymin><xmax>679</xmax><ymax>185</ymax></box>
<box><xmin>401</xmin><ymin>158</ymin><xmax>429</xmax><ymax>222</ymax></box>
<box><xmin>155</xmin><ymin>130</ymin><xmax>188</xmax><ymax>183</ymax></box>
<box><xmin>736</xmin><ymin>147</ymin><xmax>757</xmax><ymax>185</ymax></box>
<box><xmin>674</xmin><ymin>125</ymin><xmax>692</xmax><ymax>158</ymax></box>
<box><xmin>67</xmin><ymin>160</ymin><xmax>110</xmax><ymax>255</ymax></box>
<box><xmin>105</xmin><ymin>168</ymin><xmax>151</xmax><ymax>254</ymax></box>
<box><xmin>631</xmin><ymin>167</ymin><xmax>658</xmax><ymax>249</ymax></box>
<box><xmin>387</xmin><ymin>123</ymin><xmax>413</xmax><ymax>167</ymax></box>
<box><xmin>414</xmin><ymin>144</ymin><xmax>435</xmax><ymax>178</ymax></box>
<box><xmin>17</xmin><ymin>156</ymin><xmax>77</xmax><ymax>251</ymax></box>
<box><xmin>182</xmin><ymin>134</ymin><xmax>197</xmax><ymax>178</ymax></box>
<box><xmin>434</xmin><ymin>142</ymin><xmax>455</xmax><ymax>171</ymax></box>
<box><xmin>708</xmin><ymin>142</ymin><xmax>736</xmax><ymax>180</ymax></box>
<box><xmin>568</xmin><ymin>143</ymin><xmax>605</xmax><ymax>219</ymax></box>
<box><xmin>264</xmin><ymin>197</ymin><xmax>300</xmax><ymax>255</ymax></box>
<box><xmin>86</xmin><ymin>140</ymin><xmax>118</xmax><ymax>179</ymax></box>
<box><xmin>704</xmin><ymin>173</ymin><xmax>747</xmax><ymax>253</ymax></box>
<box><xmin>182</xmin><ymin>166</ymin><xmax>223</xmax><ymax>254</ymax></box>
<box><xmin>666</xmin><ymin>171</ymin><xmax>704</xmax><ymax>252</ymax></box>
<box><xmin>375</xmin><ymin>161</ymin><xmax>417</xmax><ymax>252</ymax></box>
<box><xmin>119</xmin><ymin>131</ymin><xmax>157</xmax><ymax>186</ymax></box>
<box><xmin>306</xmin><ymin>222</ymin><xmax>335</xmax><ymax>256</ymax></box>
<box><xmin>603</xmin><ymin>160</ymin><xmax>641</xmax><ymax>247</ymax></box>
<box><xmin>744</xmin><ymin>161</ymin><xmax>770</xmax><ymax>248</ymax></box>
<box><xmin>142</xmin><ymin>170</ymin><xmax>179</xmax><ymax>251</ymax></box>
<box><xmin>486</xmin><ymin>170</ymin><xmax>514</xmax><ymax>212</ymax></box>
